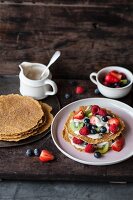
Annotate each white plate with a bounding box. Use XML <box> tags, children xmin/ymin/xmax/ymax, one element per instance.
<box><xmin>51</xmin><ymin>98</ymin><xmax>133</xmax><ymax>166</ymax></box>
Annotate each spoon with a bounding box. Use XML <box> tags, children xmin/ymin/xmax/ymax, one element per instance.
<box><xmin>40</xmin><ymin>51</ymin><xmax>61</xmax><ymax>79</ymax></box>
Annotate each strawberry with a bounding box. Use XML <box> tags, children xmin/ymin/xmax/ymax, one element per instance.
<box><xmin>75</xmin><ymin>86</ymin><xmax>85</xmax><ymax>94</ymax></box>
<box><xmin>108</xmin><ymin>118</ymin><xmax>120</xmax><ymax>126</ymax></box>
<box><xmin>39</xmin><ymin>150</ymin><xmax>54</xmax><ymax>162</ymax></box>
<box><xmin>119</xmin><ymin>72</ymin><xmax>127</xmax><ymax>79</ymax></box>
<box><xmin>109</xmin><ymin>71</ymin><xmax>122</xmax><ymax>81</ymax></box>
<box><xmin>73</xmin><ymin>137</ymin><xmax>84</xmax><ymax>144</ymax></box>
<box><xmin>111</xmin><ymin>136</ymin><xmax>125</xmax><ymax>152</ymax></box>
<box><xmin>73</xmin><ymin>110</ymin><xmax>84</xmax><ymax>120</ymax></box>
<box><xmin>109</xmin><ymin>124</ymin><xmax>118</xmax><ymax>133</ymax></box>
<box><xmin>85</xmin><ymin>144</ymin><xmax>95</xmax><ymax>153</ymax></box>
<box><xmin>90</xmin><ymin>116</ymin><xmax>98</xmax><ymax>125</ymax></box>
<box><xmin>79</xmin><ymin>126</ymin><xmax>89</xmax><ymax>135</ymax></box>
<box><xmin>105</xmin><ymin>74</ymin><xmax>119</xmax><ymax>83</ymax></box>
<box><xmin>98</xmin><ymin>108</ymin><xmax>107</xmax><ymax>116</ymax></box>
<box><xmin>91</xmin><ymin>105</ymin><xmax>100</xmax><ymax>115</ymax></box>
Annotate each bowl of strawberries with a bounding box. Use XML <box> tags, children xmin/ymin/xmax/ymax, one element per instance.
<box><xmin>90</xmin><ymin>66</ymin><xmax>133</xmax><ymax>98</ymax></box>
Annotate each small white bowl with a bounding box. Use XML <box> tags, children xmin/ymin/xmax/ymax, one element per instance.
<box><xmin>90</xmin><ymin>66</ymin><xmax>133</xmax><ymax>99</ymax></box>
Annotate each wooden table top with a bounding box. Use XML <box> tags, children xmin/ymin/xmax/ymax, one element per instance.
<box><xmin>0</xmin><ymin>75</ymin><xmax>133</xmax><ymax>182</ymax></box>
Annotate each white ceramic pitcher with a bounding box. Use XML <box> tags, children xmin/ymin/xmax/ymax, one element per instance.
<box><xmin>19</xmin><ymin>62</ymin><xmax>58</xmax><ymax>100</ymax></box>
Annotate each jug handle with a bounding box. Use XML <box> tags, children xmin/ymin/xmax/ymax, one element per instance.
<box><xmin>44</xmin><ymin>79</ymin><xmax>58</xmax><ymax>96</ymax></box>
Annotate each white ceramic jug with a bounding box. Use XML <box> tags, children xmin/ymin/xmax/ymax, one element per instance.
<box><xmin>19</xmin><ymin>62</ymin><xmax>57</xmax><ymax>100</ymax></box>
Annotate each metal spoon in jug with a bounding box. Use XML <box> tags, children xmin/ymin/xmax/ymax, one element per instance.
<box><xmin>40</xmin><ymin>51</ymin><xmax>61</xmax><ymax>79</ymax></box>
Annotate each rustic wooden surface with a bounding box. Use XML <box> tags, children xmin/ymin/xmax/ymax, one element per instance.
<box><xmin>0</xmin><ymin>75</ymin><xmax>133</xmax><ymax>182</ymax></box>
<box><xmin>0</xmin><ymin>1</ymin><xmax>133</xmax><ymax>78</ymax></box>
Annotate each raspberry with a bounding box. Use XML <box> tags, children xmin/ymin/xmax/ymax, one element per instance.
<box><xmin>109</xmin><ymin>124</ymin><xmax>118</xmax><ymax>133</ymax></box>
<box><xmin>85</xmin><ymin>144</ymin><xmax>95</xmax><ymax>153</ymax></box>
<box><xmin>79</xmin><ymin>126</ymin><xmax>89</xmax><ymax>135</ymax></box>
<box><xmin>98</xmin><ymin>109</ymin><xmax>107</xmax><ymax>116</ymax></box>
<box><xmin>72</xmin><ymin>137</ymin><xmax>84</xmax><ymax>144</ymax></box>
<box><xmin>75</xmin><ymin>86</ymin><xmax>85</xmax><ymax>94</ymax></box>
<box><xmin>91</xmin><ymin>105</ymin><xmax>100</xmax><ymax>115</ymax></box>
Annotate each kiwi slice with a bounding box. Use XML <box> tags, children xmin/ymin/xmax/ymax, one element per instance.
<box><xmin>70</xmin><ymin>121</ymin><xmax>84</xmax><ymax>131</ymax></box>
<box><xmin>97</xmin><ymin>142</ymin><xmax>109</xmax><ymax>154</ymax></box>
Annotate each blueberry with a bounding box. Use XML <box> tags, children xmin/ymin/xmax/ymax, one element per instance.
<box><xmin>34</xmin><ymin>148</ymin><xmax>40</xmax><ymax>157</ymax></box>
<box><xmin>102</xmin><ymin>116</ymin><xmax>108</xmax><ymax>122</ymax></box>
<box><xmin>86</xmin><ymin>124</ymin><xmax>92</xmax><ymax>130</ymax></box>
<box><xmin>69</xmin><ymin>80</ymin><xmax>77</xmax><ymax>86</ymax></box>
<box><xmin>94</xmin><ymin>151</ymin><xmax>101</xmax><ymax>158</ymax></box>
<box><xmin>64</xmin><ymin>93</ymin><xmax>71</xmax><ymax>99</ymax></box>
<box><xmin>26</xmin><ymin>149</ymin><xmax>33</xmax><ymax>157</ymax></box>
<box><xmin>94</xmin><ymin>88</ymin><xmax>100</xmax><ymax>94</ymax></box>
<box><xmin>91</xmin><ymin>125</ymin><xmax>97</xmax><ymax>129</ymax></box>
<box><xmin>91</xmin><ymin>129</ymin><xmax>97</xmax><ymax>134</ymax></box>
<box><xmin>100</xmin><ymin>126</ymin><xmax>107</xmax><ymax>133</ymax></box>
<box><xmin>114</xmin><ymin>82</ymin><xmax>120</xmax><ymax>87</ymax></box>
<box><xmin>84</xmin><ymin>118</ymin><xmax>90</xmax><ymax>124</ymax></box>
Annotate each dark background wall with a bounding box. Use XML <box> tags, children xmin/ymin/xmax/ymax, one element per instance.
<box><xmin>0</xmin><ymin>0</ymin><xmax>133</xmax><ymax>79</ymax></box>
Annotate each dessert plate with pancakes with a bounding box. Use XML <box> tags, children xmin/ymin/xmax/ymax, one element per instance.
<box><xmin>51</xmin><ymin>98</ymin><xmax>133</xmax><ymax>166</ymax></box>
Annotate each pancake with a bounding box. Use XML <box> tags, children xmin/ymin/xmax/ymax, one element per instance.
<box><xmin>0</xmin><ymin>94</ymin><xmax>44</xmax><ymax>135</ymax></box>
<box><xmin>62</xmin><ymin>126</ymin><xmax>85</xmax><ymax>152</ymax></box>
<box><xmin>0</xmin><ymin>102</ymin><xmax>53</xmax><ymax>142</ymax></box>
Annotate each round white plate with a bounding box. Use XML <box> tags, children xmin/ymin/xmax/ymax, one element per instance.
<box><xmin>51</xmin><ymin>98</ymin><xmax>133</xmax><ymax>166</ymax></box>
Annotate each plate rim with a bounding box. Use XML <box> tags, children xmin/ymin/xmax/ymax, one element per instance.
<box><xmin>51</xmin><ymin>98</ymin><xmax>133</xmax><ymax>166</ymax></box>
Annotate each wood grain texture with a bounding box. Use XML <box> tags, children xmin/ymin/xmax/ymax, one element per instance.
<box><xmin>0</xmin><ymin>2</ymin><xmax>133</xmax><ymax>78</ymax></box>
<box><xmin>0</xmin><ymin>75</ymin><xmax>132</xmax><ymax>182</ymax></box>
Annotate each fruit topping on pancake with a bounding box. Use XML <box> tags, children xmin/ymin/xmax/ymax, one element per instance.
<box><xmin>62</xmin><ymin>104</ymin><xmax>125</xmax><ymax>158</ymax></box>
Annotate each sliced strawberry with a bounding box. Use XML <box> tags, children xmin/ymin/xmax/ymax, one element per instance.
<box><xmin>79</xmin><ymin>126</ymin><xmax>89</xmax><ymax>135</ymax></box>
<box><xmin>119</xmin><ymin>72</ymin><xmax>127</xmax><ymax>79</ymax></box>
<box><xmin>73</xmin><ymin>110</ymin><xmax>84</xmax><ymax>120</ymax></box>
<box><xmin>73</xmin><ymin>137</ymin><xmax>84</xmax><ymax>144</ymax></box>
<box><xmin>111</xmin><ymin>136</ymin><xmax>125</xmax><ymax>152</ymax></box>
<box><xmin>98</xmin><ymin>108</ymin><xmax>107</xmax><ymax>116</ymax></box>
<box><xmin>85</xmin><ymin>144</ymin><xmax>95</xmax><ymax>153</ymax></box>
<box><xmin>39</xmin><ymin>150</ymin><xmax>54</xmax><ymax>162</ymax></box>
<box><xmin>105</xmin><ymin>74</ymin><xmax>119</xmax><ymax>83</ymax></box>
<box><xmin>91</xmin><ymin>105</ymin><xmax>100</xmax><ymax>115</ymax></box>
<box><xmin>109</xmin><ymin>124</ymin><xmax>118</xmax><ymax>133</ymax></box>
<box><xmin>75</xmin><ymin>86</ymin><xmax>85</xmax><ymax>94</ymax></box>
<box><xmin>109</xmin><ymin>71</ymin><xmax>122</xmax><ymax>81</ymax></box>
<box><xmin>90</xmin><ymin>116</ymin><xmax>98</xmax><ymax>125</ymax></box>
<box><xmin>108</xmin><ymin>118</ymin><xmax>120</xmax><ymax>126</ymax></box>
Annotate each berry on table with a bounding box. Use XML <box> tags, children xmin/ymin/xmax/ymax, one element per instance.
<box><xmin>39</xmin><ymin>150</ymin><xmax>54</xmax><ymax>162</ymax></box>
<box><xmin>94</xmin><ymin>88</ymin><xmax>100</xmax><ymax>94</ymax></box>
<box><xmin>75</xmin><ymin>86</ymin><xmax>85</xmax><ymax>94</ymax></box>
<box><xmin>64</xmin><ymin>93</ymin><xmax>71</xmax><ymax>99</ymax></box>
<box><xmin>70</xmin><ymin>80</ymin><xmax>77</xmax><ymax>86</ymax></box>
<box><xmin>26</xmin><ymin>149</ymin><xmax>33</xmax><ymax>157</ymax></box>
<box><xmin>34</xmin><ymin>148</ymin><xmax>40</xmax><ymax>157</ymax></box>
<box><xmin>94</xmin><ymin>151</ymin><xmax>102</xmax><ymax>158</ymax></box>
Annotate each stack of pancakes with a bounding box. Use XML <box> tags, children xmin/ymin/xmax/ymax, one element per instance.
<box><xmin>0</xmin><ymin>94</ymin><xmax>53</xmax><ymax>142</ymax></box>
<box><xmin>62</xmin><ymin>106</ymin><xmax>125</xmax><ymax>151</ymax></box>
